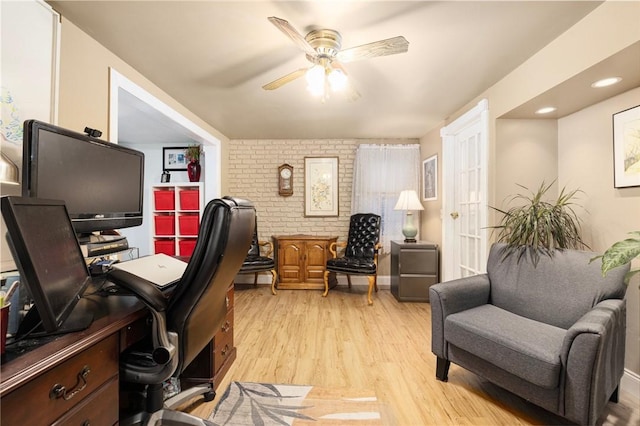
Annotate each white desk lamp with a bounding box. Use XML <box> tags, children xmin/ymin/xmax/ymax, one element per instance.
<box><xmin>394</xmin><ymin>189</ymin><xmax>424</xmax><ymax>243</ymax></box>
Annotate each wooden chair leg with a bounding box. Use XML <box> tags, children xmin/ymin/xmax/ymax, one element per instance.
<box><xmin>366</xmin><ymin>275</ymin><xmax>376</xmax><ymax>305</ymax></box>
<box><xmin>373</xmin><ymin>274</ymin><xmax>378</xmax><ymax>292</ymax></box>
<box><xmin>322</xmin><ymin>270</ymin><xmax>330</xmax><ymax>297</ymax></box>
<box><xmin>253</xmin><ymin>273</ymin><xmax>258</xmax><ymax>287</ymax></box>
<box><xmin>347</xmin><ymin>275</ymin><xmax>352</xmax><ymax>288</ymax></box>
<box><xmin>270</xmin><ymin>269</ymin><xmax>278</xmax><ymax>295</ymax></box>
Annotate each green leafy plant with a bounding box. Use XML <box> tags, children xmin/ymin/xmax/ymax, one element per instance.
<box><xmin>185</xmin><ymin>144</ymin><xmax>202</xmax><ymax>162</ymax></box>
<box><xmin>591</xmin><ymin>231</ymin><xmax>640</xmax><ymax>284</ymax></box>
<box><xmin>488</xmin><ymin>181</ymin><xmax>589</xmax><ymax>266</ymax></box>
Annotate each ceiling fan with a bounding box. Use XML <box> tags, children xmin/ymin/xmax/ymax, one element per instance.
<box><xmin>263</xmin><ymin>17</ymin><xmax>409</xmax><ymax>99</ymax></box>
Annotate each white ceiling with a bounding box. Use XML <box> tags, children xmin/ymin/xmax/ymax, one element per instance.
<box><xmin>46</xmin><ymin>1</ymin><xmax>637</xmax><ymax>143</ymax></box>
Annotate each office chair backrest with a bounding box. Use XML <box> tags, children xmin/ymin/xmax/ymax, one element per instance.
<box><xmin>345</xmin><ymin>213</ymin><xmax>381</xmax><ymax>260</ymax></box>
<box><xmin>167</xmin><ymin>197</ymin><xmax>255</xmax><ymax>372</ymax></box>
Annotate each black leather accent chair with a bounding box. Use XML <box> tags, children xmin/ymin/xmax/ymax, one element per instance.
<box><xmin>323</xmin><ymin>213</ymin><xmax>381</xmax><ymax>305</ymax></box>
<box><xmin>237</xmin><ymin>218</ymin><xmax>278</xmax><ymax>295</ymax></box>
<box><xmin>107</xmin><ymin>197</ymin><xmax>255</xmax><ymax>425</ymax></box>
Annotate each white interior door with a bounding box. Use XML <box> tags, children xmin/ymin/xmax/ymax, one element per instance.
<box><xmin>441</xmin><ymin>100</ymin><xmax>489</xmax><ymax>281</ymax></box>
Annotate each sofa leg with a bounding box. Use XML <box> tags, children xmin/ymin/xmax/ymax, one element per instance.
<box><xmin>436</xmin><ymin>357</ymin><xmax>450</xmax><ymax>382</ymax></box>
<box><xmin>609</xmin><ymin>386</ymin><xmax>619</xmax><ymax>403</ymax></box>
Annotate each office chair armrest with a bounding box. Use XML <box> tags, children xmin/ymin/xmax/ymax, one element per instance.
<box><xmin>258</xmin><ymin>240</ymin><xmax>274</xmax><ymax>257</ymax></box>
<box><xmin>107</xmin><ymin>269</ymin><xmax>168</xmax><ymax>312</ymax></box>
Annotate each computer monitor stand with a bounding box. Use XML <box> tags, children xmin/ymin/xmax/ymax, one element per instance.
<box><xmin>15</xmin><ymin>298</ymin><xmax>94</xmax><ymax>339</ymax></box>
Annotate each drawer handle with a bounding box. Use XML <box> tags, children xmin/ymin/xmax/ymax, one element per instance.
<box><xmin>221</xmin><ymin>321</ymin><xmax>231</xmax><ymax>333</ymax></box>
<box><xmin>50</xmin><ymin>365</ymin><xmax>91</xmax><ymax>401</ymax></box>
<box><xmin>225</xmin><ymin>295</ymin><xmax>229</xmax><ymax>308</ymax></box>
<box><xmin>221</xmin><ymin>344</ymin><xmax>229</xmax><ymax>356</ymax></box>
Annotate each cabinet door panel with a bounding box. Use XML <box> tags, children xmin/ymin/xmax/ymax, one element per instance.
<box><xmin>279</xmin><ymin>241</ymin><xmax>303</xmax><ymax>282</ymax></box>
<box><xmin>305</xmin><ymin>242</ymin><xmax>327</xmax><ymax>282</ymax></box>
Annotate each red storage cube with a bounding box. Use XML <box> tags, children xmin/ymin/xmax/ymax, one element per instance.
<box><xmin>154</xmin><ymin>215</ymin><xmax>175</xmax><ymax>235</ymax></box>
<box><xmin>154</xmin><ymin>190</ymin><xmax>175</xmax><ymax>210</ymax></box>
<box><xmin>179</xmin><ymin>190</ymin><xmax>200</xmax><ymax>210</ymax></box>
<box><xmin>154</xmin><ymin>239</ymin><xmax>175</xmax><ymax>256</ymax></box>
<box><xmin>179</xmin><ymin>239</ymin><xmax>196</xmax><ymax>257</ymax></box>
<box><xmin>179</xmin><ymin>215</ymin><xmax>199</xmax><ymax>236</ymax></box>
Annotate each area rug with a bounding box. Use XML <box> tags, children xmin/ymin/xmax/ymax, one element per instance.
<box><xmin>209</xmin><ymin>381</ymin><xmax>394</xmax><ymax>425</ymax></box>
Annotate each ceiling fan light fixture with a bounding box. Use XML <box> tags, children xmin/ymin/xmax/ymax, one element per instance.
<box><xmin>328</xmin><ymin>68</ymin><xmax>348</xmax><ymax>92</ymax></box>
<box><xmin>306</xmin><ymin>64</ymin><xmax>326</xmax><ymax>97</ymax></box>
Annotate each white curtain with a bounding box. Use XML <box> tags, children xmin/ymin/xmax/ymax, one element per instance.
<box><xmin>351</xmin><ymin>144</ymin><xmax>421</xmax><ymax>252</ymax></box>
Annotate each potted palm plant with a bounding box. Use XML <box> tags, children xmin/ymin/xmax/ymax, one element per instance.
<box><xmin>488</xmin><ymin>181</ymin><xmax>589</xmax><ymax>266</ymax></box>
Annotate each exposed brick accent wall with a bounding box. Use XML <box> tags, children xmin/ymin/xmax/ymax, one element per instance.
<box><xmin>228</xmin><ymin>138</ymin><xmax>418</xmax><ymax>281</ymax></box>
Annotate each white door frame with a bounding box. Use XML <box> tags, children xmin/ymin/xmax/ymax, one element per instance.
<box><xmin>441</xmin><ymin>99</ymin><xmax>489</xmax><ymax>281</ymax></box>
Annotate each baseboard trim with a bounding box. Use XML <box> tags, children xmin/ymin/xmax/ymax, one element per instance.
<box><xmin>621</xmin><ymin>368</ymin><xmax>640</xmax><ymax>400</ymax></box>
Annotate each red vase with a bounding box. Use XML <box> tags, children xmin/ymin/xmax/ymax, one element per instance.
<box><xmin>187</xmin><ymin>161</ymin><xmax>201</xmax><ymax>182</ymax></box>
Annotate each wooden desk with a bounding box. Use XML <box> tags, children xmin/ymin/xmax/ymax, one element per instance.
<box><xmin>0</xmin><ymin>281</ymin><xmax>235</xmax><ymax>425</ymax></box>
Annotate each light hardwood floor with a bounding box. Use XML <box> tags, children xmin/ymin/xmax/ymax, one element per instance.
<box><xmin>187</xmin><ymin>285</ymin><xmax>639</xmax><ymax>425</ymax></box>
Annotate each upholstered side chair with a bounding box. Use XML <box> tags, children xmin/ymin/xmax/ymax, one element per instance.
<box><xmin>323</xmin><ymin>213</ymin><xmax>381</xmax><ymax>305</ymax></box>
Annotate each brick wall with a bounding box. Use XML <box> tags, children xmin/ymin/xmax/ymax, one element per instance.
<box><xmin>228</xmin><ymin>138</ymin><xmax>417</xmax><ymax>282</ymax></box>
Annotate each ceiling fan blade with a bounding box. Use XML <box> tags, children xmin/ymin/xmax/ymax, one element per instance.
<box><xmin>268</xmin><ymin>16</ymin><xmax>318</xmax><ymax>58</ymax></box>
<box><xmin>262</xmin><ymin>68</ymin><xmax>308</xmax><ymax>90</ymax></box>
<box><xmin>336</xmin><ymin>36</ymin><xmax>409</xmax><ymax>63</ymax></box>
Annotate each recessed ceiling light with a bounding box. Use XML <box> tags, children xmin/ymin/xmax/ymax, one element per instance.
<box><xmin>591</xmin><ymin>77</ymin><xmax>622</xmax><ymax>88</ymax></box>
<box><xmin>535</xmin><ymin>107</ymin><xmax>557</xmax><ymax>115</ymax></box>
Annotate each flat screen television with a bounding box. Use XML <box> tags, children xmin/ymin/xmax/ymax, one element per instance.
<box><xmin>0</xmin><ymin>196</ymin><xmax>93</xmax><ymax>337</ymax></box>
<box><xmin>22</xmin><ymin>120</ymin><xmax>145</xmax><ymax>241</ymax></box>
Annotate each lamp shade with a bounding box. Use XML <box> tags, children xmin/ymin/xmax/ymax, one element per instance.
<box><xmin>0</xmin><ymin>152</ymin><xmax>19</xmax><ymax>185</ymax></box>
<box><xmin>394</xmin><ymin>190</ymin><xmax>424</xmax><ymax>211</ymax></box>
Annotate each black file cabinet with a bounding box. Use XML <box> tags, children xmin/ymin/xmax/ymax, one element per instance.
<box><xmin>390</xmin><ymin>240</ymin><xmax>439</xmax><ymax>302</ymax></box>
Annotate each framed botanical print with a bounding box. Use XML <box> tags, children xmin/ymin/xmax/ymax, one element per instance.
<box><xmin>304</xmin><ymin>157</ymin><xmax>339</xmax><ymax>216</ymax></box>
<box><xmin>422</xmin><ymin>154</ymin><xmax>437</xmax><ymax>201</ymax></box>
<box><xmin>613</xmin><ymin>105</ymin><xmax>640</xmax><ymax>188</ymax></box>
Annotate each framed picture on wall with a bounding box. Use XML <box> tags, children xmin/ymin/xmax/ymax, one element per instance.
<box><xmin>613</xmin><ymin>105</ymin><xmax>640</xmax><ymax>188</ymax></box>
<box><xmin>422</xmin><ymin>154</ymin><xmax>437</xmax><ymax>201</ymax></box>
<box><xmin>163</xmin><ymin>147</ymin><xmax>189</xmax><ymax>171</ymax></box>
<box><xmin>304</xmin><ymin>157</ymin><xmax>339</xmax><ymax>217</ymax></box>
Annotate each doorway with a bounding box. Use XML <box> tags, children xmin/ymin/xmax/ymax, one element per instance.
<box><xmin>441</xmin><ymin>99</ymin><xmax>489</xmax><ymax>281</ymax></box>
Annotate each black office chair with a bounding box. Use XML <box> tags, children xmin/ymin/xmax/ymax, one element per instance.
<box><xmin>237</xmin><ymin>217</ymin><xmax>278</xmax><ymax>295</ymax></box>
<box><xmin>322</xmin><ymin>213</ymin><xmax>381</xmax><ymax>305</ymax></box>
<box><xmin>108</xmin><ymin>197</ymin><xmax>255</xmax><ymax>425</ymax></box>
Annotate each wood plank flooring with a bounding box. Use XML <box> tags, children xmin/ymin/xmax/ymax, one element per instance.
<box><xmin>186</xmin><ymin>285</ymin><xmax>639</xmax><ymax>425</ymax></box>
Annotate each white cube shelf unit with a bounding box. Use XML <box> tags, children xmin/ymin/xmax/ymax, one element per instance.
<box><xmin>151</xmin><ymin>182</ymin><xmax>204</xmax><ymax>258</ymax></box>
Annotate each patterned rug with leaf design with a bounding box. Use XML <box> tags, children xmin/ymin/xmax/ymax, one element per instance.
<box><xmin>209</xmin><ymin>381</ymin><xmax>393</xmax><ymax>425</ymax></box>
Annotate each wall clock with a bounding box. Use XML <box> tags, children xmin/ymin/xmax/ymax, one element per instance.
<box><xmin>278</xmin><ymin>164</ymin><xmax>293</xmax><ymax>196</ymax></box>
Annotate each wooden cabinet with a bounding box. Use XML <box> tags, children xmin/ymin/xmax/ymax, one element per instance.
<box><xmin>151</xmin><ymin>183</ymin><xmax>204</xmax><ymax>258</ymax></box>
<box><xmin>390</xmin><ymin>240</ymin><xmax>439</xmax><ymax>302</ymax></box>
<box><xmin>181</xmin><ymin>282</ymin><xmax>236</xmax><ymax>390</ymax></box>
<box><xmin>273</xmin><ymin>235</ymin><xmax>337</xmax><ymax>290</ymax></box>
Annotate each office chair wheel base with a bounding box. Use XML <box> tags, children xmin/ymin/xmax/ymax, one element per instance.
<box><xmin>203</xmin><ymin>390</ymin><xmax>216</xmax><ymax>402</ymax></box>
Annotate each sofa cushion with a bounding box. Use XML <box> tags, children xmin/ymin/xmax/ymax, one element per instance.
<box><xmin>445</xmin><ymin>304</ymin><xmax>566</xmax><ymax>389</ymax></box>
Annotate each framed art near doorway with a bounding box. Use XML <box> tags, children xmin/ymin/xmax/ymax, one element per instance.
<box><xmin>613</xmin><ymin>105</ymin><xmax>640</xmax><ymax>188</ymax></box>
<box><xmin>422</xmin><ymin>155</ymin><xmax>437</xmax><ymax>201</ymax></box>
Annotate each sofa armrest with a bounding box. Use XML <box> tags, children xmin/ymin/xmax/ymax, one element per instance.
<box><xmin>561</xmin><ymin>299</ymin><xmax>626</xmax><ymax>425</ymax></box>
<box><xmin>429</xmin><ymin>274</ymin><xmax>491</xmax><ymax>358</ymax></box>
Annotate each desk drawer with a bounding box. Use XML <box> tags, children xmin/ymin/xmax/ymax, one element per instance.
<box><xmin>214</xmin><ymin>309</ymin><xmax>234</xmax><ymax>372</ymax></box>
<box><xmin>52</xmin><ymin>376</ymin><xmax>119</xmax><ymax>426</ymax></box>
<box><xmin>2</xmin><ymin>334</ymin><xmax>119</xmax><ymax>425</ymax></box>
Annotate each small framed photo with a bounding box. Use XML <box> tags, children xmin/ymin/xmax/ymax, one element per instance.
<box><xmin>163</xmin><ymin>147</ymin><xmax>189</xmax><ymax>171</ymax></box>
<box><xmin>613</xmin><ymin>105</ymin><xmax>640</xmax><ymax>188</ymax></box>
<box><xmin>422</xmin><ymin>154</ymin><xmax>437</xmax><ymax>201</ymax></box>
<box><xmin>304</xmin><ymin>157</ymin><xmax>339</xmax><ymax>217</ymax></box>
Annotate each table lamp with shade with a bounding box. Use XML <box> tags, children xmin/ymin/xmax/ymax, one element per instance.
<box><xmin>394</xmin><ymin>189</ymin><xmax>424</xmax><ymax>243</ymax></box>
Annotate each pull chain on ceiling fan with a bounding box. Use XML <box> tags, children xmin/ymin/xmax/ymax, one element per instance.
<box><xmin>263</xmin><ymin>16</ymin><xmax>409</xmax><ymax>101</ymax></box>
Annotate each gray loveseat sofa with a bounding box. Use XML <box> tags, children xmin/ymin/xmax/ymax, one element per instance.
<box><xmin>430</xmin><ymin>243</ymin><xmax>629</xmax><ymax>425</ymax></box>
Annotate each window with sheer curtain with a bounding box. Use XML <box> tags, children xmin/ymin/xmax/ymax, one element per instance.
<box><xmin>351</xmin><ymin>144</ymin><xmax>421</xmax><ymax>252</ymax></box>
